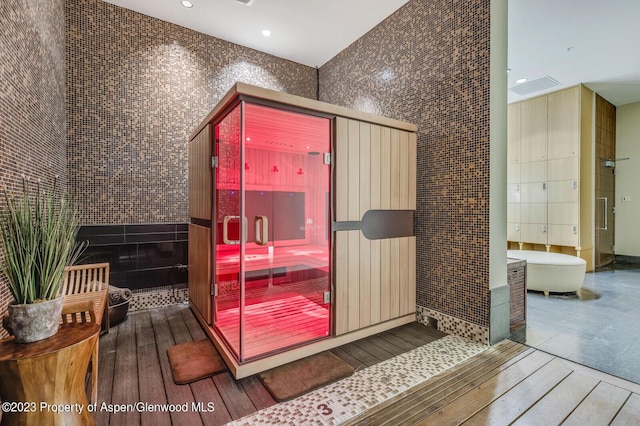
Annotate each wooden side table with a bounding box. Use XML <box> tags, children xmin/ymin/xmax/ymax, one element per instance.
<box><xmin>0</xmin><ymin>322</ymin><xmax>99</xmax><ymax>425</ymax></box>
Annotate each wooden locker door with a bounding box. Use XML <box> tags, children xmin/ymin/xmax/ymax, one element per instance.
<box><xmin>520</xmin><ymin>96</ymin><xmax>547</xmax><ymax>163</ymax></box>
<box><xmin>547</xmin><ymin>179</ymin><xmax>580</xmax><ymax>247</ymax></box>
<box><xmin>548</xmin><ymin>86</ymin><xmax>580</xmax><ymax>160</ymax></box>
<box><xmin>508</xmin><ymin>102</ymin><xmax>521</xmax><ymax>165</ymax></box>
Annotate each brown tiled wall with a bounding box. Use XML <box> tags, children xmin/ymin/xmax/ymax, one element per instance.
<box><xmin>507</xmin><ymin>259</ymin><xmax>526</xmax><ymax>328</ymax></box>
<box><xmin>320</xmin><ymin>0</ymin><xmax>491</xmax><ymax>328</ymax></box>
<box><xmin>595</xmin><ymin>95</ymin><xmax>616</xmax><ymax>266</ymax></box>
<box><xmin>66</xmin><ymin>0</ymin><xmax>317</xmax><ymax>224</ymax></box>
<box><xmin>0</xmin><ymin>0</ymin><xmax>67</xmax><ymax>335</ymax></box>
<box><xmin>596</xmin><ymin>95</ymin><xmax>616</xmax><ymax>158</ymax></box>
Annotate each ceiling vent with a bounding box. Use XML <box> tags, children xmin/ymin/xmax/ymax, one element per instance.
<box><xmin>235</xmin><ymin>0</ymin><xmax>254</xmax><ymax>5</ymax></box>
<box><xmin>509</xmin><ymin>76</ymin><xmax>560</xmax><ymax>96</ymax></box>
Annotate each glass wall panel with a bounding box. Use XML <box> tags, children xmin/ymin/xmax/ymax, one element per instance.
<box><xmin>213</xmin><ymin>104</ymin><xmax>242</xmax><ymax>359</ymax></box>
<box><xmin>214</xmin><ymin>101</ymin><xmax>331</xmax><ymax>361</ymax></box>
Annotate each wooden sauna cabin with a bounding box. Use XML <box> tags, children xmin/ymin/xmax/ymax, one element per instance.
<box><xmin>188</xmin><ymin>82</ymin><xmax>418</xmax><ymax>378</ymax></box>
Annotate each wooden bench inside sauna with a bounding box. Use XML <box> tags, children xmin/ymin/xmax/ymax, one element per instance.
<box><xmin>188</xmin><ymin>82</ymin><xmax>418</xmax><ymax>378</ymax></box>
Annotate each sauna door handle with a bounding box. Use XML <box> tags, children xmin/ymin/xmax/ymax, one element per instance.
<box><xmin>255</xmin><ymin>216</ymin><xmax>269</xmax><ymax>245</ymax></box>
<box><xmin>222</xmin><ymin>215</ymin><xmax>247</xmax><ymax>245</ymax></box>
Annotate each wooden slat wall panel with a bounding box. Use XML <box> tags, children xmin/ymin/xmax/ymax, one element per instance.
<box><xmin>359</xmin><ymin>122</ymin><xmax>371</xmax><ymax>219</ymax></box>
<box><xmin>335</xmin><ymin>231</ymin><xmax>349</xmax><ymax>335</ymax></box>
<box><xmin>335</xmin><ymin>117</ymin><xmax>349</xmax><ymax>222</ymax></box>
<box><xmin>335</xmin><ymin>119</ymin><xmax>415</xmax><ymax>218</ymax></box>
<box><xmin>334</xmin><ymin>233</ymin><xmax>415</xmax><ymax>335</ymax></box>
<box><xmin>408</xmin><ymin>132</ymin><xmax>417</xmax><ymax>210</ymax></box>
<box><xmin>370</xmin><ymin>125</ymin><xmax>381</xmax><ymax>210</ymax></box>
<box><xmin>380</xmin><ymin>127</ymin><xmax>392</xmax><ymax>210</ymax></box>
<box><xmin>348</xmin><ymin>120</ymin><xmax>361</xmax><ymax>221</ymax></box>
<box><xmin>359</xmin><ymin>234</ymin><xmax>371</xmax><ymax>329</ymax></box>
<box><xmin>390</xmin><ymin>129</ymin><xmax>401</xmax><ymax>210</ymax></box>
<box><xmin>244</xmin><ymin>148</ymin><xmax>310</xmax><ymax>188</ymax></box>
<box><xmin>389</xmin><ymin>237</ymin><xmax>401</xmax><ymax>319</ymax></box>
<box><xmin>370</xmin><ymin>239</ymin><xmax>381</xmax><ymax>325</ymax></box>
<box><xmin>399</xmin><ymin>237</ymin><xmax>410</xmax><ymax>315</ymax></box>
<box><xmin>189</xmin><ymin>125</ymin><xmax>212</xmax><ymax>220</ymax></box>
<box><xmin>380</xmin><ymin>239</ymin><xmax>392</xmax><ymax>322</ymax></box>
<box><xmin>347</xmin><ymin>230</ymin><xmax>361</xmax><ymax>332</ymax></box>
<box><xmin>333</xmin><ymin>117</ymin><xmax>416</xmax><ymax>335</ymax></box>
<box><xmin>399</xmin><ymin>131</ymin><xmax>410</xmax><ymax>210</ymax></box>
<box><xmin>189</xmin><ymin>224</ymin><xmax>211</xmax><ymax>324</ymax></box>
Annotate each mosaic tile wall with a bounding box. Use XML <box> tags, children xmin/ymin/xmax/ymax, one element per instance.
<box><xmin>319</xmin><ymin>0</ymin><xmax>491</xmax><ymax>330</ymax></box>
<box><xmin>0</xmin><ymin>0</ymin><xmax>67</xmax><ymax>336</ymax></box>
<box><xmin>65</xmin><ymin>0</ymin><xmax>317</xmax><ymax>225</ymax></box>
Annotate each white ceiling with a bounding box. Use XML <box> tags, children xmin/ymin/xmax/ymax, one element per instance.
<box><xmin>102</xmin><ymin>0</ymin><xmax>411</xmax><ymax>69</ymax></box>
<box><xmin>508</xmin><ymin>0</ymin><xmax>640</xmax><ymax>106</ymax></box>
<box><xmin>103</xmin><ymin>0</ymin><xmax>640</xmax><ymax>106</ymax></box>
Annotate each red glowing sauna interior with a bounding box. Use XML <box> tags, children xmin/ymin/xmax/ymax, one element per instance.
<box><xmin>212</xmin><ymin>101</ymin><xmax>331</xmax><ymax>361</ymax></box>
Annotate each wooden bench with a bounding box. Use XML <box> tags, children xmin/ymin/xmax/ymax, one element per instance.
<box><xmin>60</xmin><ymin>263</ymin><xmax>110</xmax><ymax>403</ymax></box>
<box><xmin>61</xmin><ymin>262</ymin><xmax>110</xmax><ymax>332</ymax></box>
<box><xmin>60</xmin><ymin>263</ymin><xmax>110</xmax><ymax>405</ymax></box>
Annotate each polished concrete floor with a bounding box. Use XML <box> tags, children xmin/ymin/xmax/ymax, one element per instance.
<box><xmin>511</xmin><ymin>263</ymin><xmax>640</xmax><ymax>385</ymax></box>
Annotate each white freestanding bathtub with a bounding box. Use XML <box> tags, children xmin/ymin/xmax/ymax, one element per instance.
<box><xmin>507</xmin><ymin>250</ymin><xmax>586</xmax><ymax>295</ymax></box>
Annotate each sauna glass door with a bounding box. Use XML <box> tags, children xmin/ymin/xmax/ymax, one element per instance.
<box><xmin>596</xmin><ymin>159</ymin><xmax>615</xmax><ymax>268</ymax></box>
<box><xmin>213</xmin><ymin>101</ymin><xmax>331</xmax><ymax>362</ymax></box>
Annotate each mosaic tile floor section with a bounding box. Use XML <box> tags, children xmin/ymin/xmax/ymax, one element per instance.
<box><xmin>130</xmin><ymin>286</ymin><xmax>188</xmax><ymax>311</ymax></box>
<box><xmin>227</xmin><ymin>335</ymin><xmax>487</xmax><ymax>425</ymax></box>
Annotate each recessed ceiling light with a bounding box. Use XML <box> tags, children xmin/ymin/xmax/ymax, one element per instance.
<box><xmin>262</xmin><ymin>29</ymin><xmax>271</xmax><ymax>37</ymax></box>
<box><xmin>235</xmin><ymin>0</ymin><xmax>254</xmax><ymax>6</ymax></box>
<box><xmin>515</xmin><ymin>78</ymin><xmax>528</xmax><ymax>84</ymax></box>
<box><xmin>181</xmin><ymin>0</ymin><xmax>193</xmax><ymax>8</ymax></box>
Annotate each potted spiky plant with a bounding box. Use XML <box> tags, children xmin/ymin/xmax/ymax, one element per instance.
<box><xmin>1</xmin><ymin>177</ymin><xmax>86</xmax><ymax>343</ymax></box>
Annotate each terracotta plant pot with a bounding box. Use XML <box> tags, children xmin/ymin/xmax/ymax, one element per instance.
<box><xmin>8</xmin><ymin>297</ymin><xmax>64</xmax><ymax>343</ymax></box>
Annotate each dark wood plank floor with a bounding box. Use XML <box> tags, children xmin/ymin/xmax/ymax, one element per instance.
<box><xmin>344</xmin><ymin>340</ymin><xmax>640</xmax><ymax>426</ymax></box>
<box><xmin>97</xmin><ymin>304</ymin><xmax>445</xmax><ymax>426</ymax></box>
